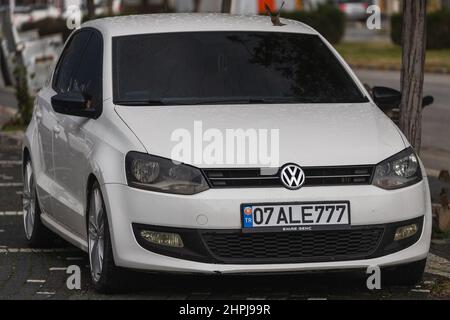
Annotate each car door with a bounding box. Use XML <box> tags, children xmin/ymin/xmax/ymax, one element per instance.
<box><xmin>34</xmin><ymin>88</ymin><xmax>57</xmax><ymax>217</ymax></box>
<box><xmin>49</xmin><ymin>30</ymin><xmax>92</xmax><ymax>224</ymax></box>
<box><xmin>52</xmin><ymin>30</ymin><xmax>103</xmax><ymax>237</ymax></box>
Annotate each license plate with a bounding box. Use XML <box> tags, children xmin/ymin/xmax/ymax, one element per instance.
<box><xmin>241</xmin><ymin>201</ymin><xmax>351</xmax><ymax>233</ymax></box>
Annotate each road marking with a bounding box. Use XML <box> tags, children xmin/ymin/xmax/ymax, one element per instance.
<box><xmin>0</xmin><ymin>211</ymin><xmax>23</xmax><ymax>216</ymax></box>
<box><xmin>0</xmin><ymin>160</ymin><xmax>22</xmax><ymax>165</ymax></box>
<box><xmin>411</xmin><ymin>289</ymin><xmax>431</xmax><ymax>293</ymax></box>
<box><xmin>66</xmin><ymin>257</ymin><xmax>84</xmax><ymax>261</ymax></box>
<box><xmin>49</xmin><ymin>267</ymin><xmax>67</xmax><ymax>271</ymax></box>
<box><xmin>0</xmin><ymin>248</ymin><xmax>73</xmax><ymax>253</ymax></box>
<box><xmin>27</xmin><ymin>279</ymin><xmax>46</xmax><ymax>283</ymax></box>
<box><xmin>426</xmin><ymin>168</ymin><xmax>441</xmax><ymax>178</ymax></box>
<box><xmin>36</xmin><ymin>291</ymin><xmax>55</xmax><ymax>295</ymax></box>
<box><xmin>0</xmin><ymin>182</ymin><xmax>23</xmax><ymax>187</ymax></box>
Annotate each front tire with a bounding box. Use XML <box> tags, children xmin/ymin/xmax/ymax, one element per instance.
<box><xmin>23</xmin><ymin>159</ymin><xmax>54</xmax><ymax>247</ymax></box>
<box><xmin>88</xmin><ymin>181</ymin><xmax>124</xmax><ymax>293</ymax></box>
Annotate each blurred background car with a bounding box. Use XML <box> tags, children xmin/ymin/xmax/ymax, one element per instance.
<box><xmin>334</xmin><ymin>0</ymin><xmax>372</xmax><ymax>21</ymax></box>
<box><xmin>12</xmin><ymin>4</ymin><xmax>61</xmax><ymax>28</ymax></box>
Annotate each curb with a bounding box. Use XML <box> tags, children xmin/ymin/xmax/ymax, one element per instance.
<box><xmin>0</xmin><ymin>104</ymin><xmax>18</xmax><ymax>129</ymax></box>
<box><xmin>0</xmin><ymin>105</ymin><xmax>17</xmax><ymax>117</ymax></box>
<box><xmin>350</xmin><ymin>63</ymin><xmax>450</xmax><ymax>75</ymax></box>
<box><xmin>0</xmin><ymin>130</ymin><xmax>24</xmax><ymax>149</ymax></box>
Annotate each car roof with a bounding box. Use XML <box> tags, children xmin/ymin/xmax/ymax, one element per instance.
<box><xmin>82</xmin><ymin>13</ymin><xmax>318</xmax><ymax>38</ymax></box>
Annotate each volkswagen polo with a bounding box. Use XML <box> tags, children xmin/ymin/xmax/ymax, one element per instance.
<box><xmin>22</xmin><ymin>14</ymin><xmax>431</xmax><ymax>292</ymax></box>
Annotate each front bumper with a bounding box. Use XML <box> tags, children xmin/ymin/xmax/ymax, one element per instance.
<box><xmin>100</xmin><ymin>180</ymin><xmax>432</xmax><ymax>274</ymax></box>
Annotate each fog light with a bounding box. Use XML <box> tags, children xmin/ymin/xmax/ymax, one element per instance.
<box><xmin>140</xmin><ymin>230</ymin><xmax>184</xmax><ymax>248</ymax></box>
<box><xmin>394</xmin><ymin>224</ymin><xmax>418</xmax><ymax>241</ymax></box>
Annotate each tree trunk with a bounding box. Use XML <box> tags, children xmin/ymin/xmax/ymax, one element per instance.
<box><xmin>399</xmin><ymin>0</ymin><xmax>427</xmax><ymax>152</ymax></box>
<box><xmin>141</xmin><ymin>0</ymin><xmax>148</xmax><ymax>13</ymax></box>
<box><xmin>193</xmin><ymin>0</ymin><xmax>202</xmax><ymax>12</ymax></box>
<box><xmin>162</xmin><ymin>0</ymin><xmax>170</xmax><ymax>12</ymax></box>
<box><xmin>106</xmin><ymin>0</ymin><xmax>113</xmax><ymax>16</ymax></box>
<box><xmin>221</xmin><ymin>0</ymin><xmax>232</xmax><ymax>13</ymax></box>
<box><xmin>86</xmin><ymin>0</ymin><xmax>96</xmax><ymax>19</ymax></box>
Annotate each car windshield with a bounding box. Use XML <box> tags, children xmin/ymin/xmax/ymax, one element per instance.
<box><xmin>113</xmin><ymin>31</ymin><xmax>368</xmax><ymax>106</ymax></box>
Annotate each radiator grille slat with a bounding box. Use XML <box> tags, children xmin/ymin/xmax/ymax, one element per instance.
<box><xmin>203</xmin><ymin>166</ymin><xmax>374</xmax><ymax>188</ymax></box>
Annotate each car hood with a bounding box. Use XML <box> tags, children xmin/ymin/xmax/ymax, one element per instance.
<box><xmin>115</xmin><ymin>103</ymin><xmax>406</xmax><ymax>168</ymax></box>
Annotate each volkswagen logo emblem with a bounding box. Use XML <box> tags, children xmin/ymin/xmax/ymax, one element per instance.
<box><xmin>280</xmin><ymin>164</ymin><xmax>306</xmax><ymax>190</ymax></box>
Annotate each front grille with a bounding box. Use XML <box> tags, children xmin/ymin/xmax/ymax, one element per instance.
<box><xmin>203</xmin><ymin>166</ymin><xmax>374</xmax><ymax>188</ymax></box>
<box><xmin>201</xmin><ymin>228</ymin><xmax>384</xmax><ymax>264</ymax></box>
<box><xmin>133</xmin><ymin>217</ymin><xmax>423</xmax><ymax>265</ymax></box>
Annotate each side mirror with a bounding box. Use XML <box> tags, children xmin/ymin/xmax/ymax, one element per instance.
<box><xmin>51</xmin><ymin>92</ymin><xmax>98</xmax><ymax>118</ymax></box>
<box><xmin>372</xmin><ymin>87</ymin><xmax>402</xmax><ymax>111</ymax></box>
<box><xmin>423</xmin><ymin>95</ymin><xmax>434</xmax><ymax>108</ymax></box>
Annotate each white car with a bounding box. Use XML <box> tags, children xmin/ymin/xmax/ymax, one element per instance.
<box><xmin>23</xmin><ymin>14</ymin><xmax>431</xmax><ymax>293</ymax></box>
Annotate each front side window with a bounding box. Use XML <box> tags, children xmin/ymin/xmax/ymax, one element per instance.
<box><xmin>53</xmin><ymin>31</ymin><xmax>91</xmax><ymax>93</ymax></box>
<box><xmin>53</xmin><ymin>30</ymin><xmax>103</xmax><ymax>110</ymax></box>
<box><xmin>113</xmin><ymin>32</ymin><xmax>367</xmax><ymax>106</ymax></box>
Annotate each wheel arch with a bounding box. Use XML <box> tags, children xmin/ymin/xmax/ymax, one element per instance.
<box><xmin>85</xmin><ymin>173</ymin><xmax>99</xmax><ymax>221</ymax></box>
<box><xmin>22</xmin><ymin>146</ymin><xmax>31</xmax><ymax>172</ymax></box>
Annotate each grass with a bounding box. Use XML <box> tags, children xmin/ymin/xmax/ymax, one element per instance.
<box><xmin>433</xmin><ymin>229</ymin><xmax>450</xmax><ymax>240</ymax></box>
<box><xmin>335</xmin><ymin>42</ymin><xmax>450</xmax><ymax>72</ymax></box>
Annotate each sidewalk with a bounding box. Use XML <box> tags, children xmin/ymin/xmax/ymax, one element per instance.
<box><xmin>0</xmin><ymin>87</ymin><xmax>17</xmax><ymax>128</ymax></box>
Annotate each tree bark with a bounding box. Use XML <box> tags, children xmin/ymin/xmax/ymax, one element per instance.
<box><xmin>221</xmin><ymin>0</ymin><xmax>232</xmax><ymax>13</ymax></box>
<box><xmin>86</xmin><ymin>0</ymin><xmax>96</xmax><ymax>19</ymax></box>
<box><xmin>193</xmin><ymin>0</ymin><xmax>202</xmax><ymax>12</ymax></box>
<box><xmin>106</xmin><ymin>0</ymin><xmax>113</xmax><ymax>15</ymax></box>
<box><xmin>399</xmin><ymin>0</ymin><xmax>427</xmax><ymax>152</ymax></box>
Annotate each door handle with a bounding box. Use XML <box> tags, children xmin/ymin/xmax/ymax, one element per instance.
<box><xmin>35</xmin><ymin>111</ymin><xmax>42</xmax><ymax>120</ymax></box>
<box><xmin>53</xmin><ymin>125</ymin><xmax>61</xmax><ymax>135</ymax></box>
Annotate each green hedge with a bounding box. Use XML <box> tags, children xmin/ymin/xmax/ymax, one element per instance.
<box><xmin>282</xmin><ymin>5</ymin><xmax>346</xmax><ymax>44</ymax></box>
<box><xmin>391</xmin><ymin>9</ymin><xmax>450</xmax><ymax>49</ymax></box>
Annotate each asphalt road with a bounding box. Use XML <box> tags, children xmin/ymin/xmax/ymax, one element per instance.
<box><xmin>0</xmin><ymin>134</ymin><xmax>450</xmax><ymax>300</ymax></box>
<box><xmin>355</xmin><ymin>69</ymin><xmax>450</xmax><ymax>172</ymax></box>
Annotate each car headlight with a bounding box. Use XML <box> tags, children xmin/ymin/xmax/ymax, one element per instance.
<box><xmin>372</xmin><ymin>148</ymin><xmax>422</xmax><ymax>190</ymax></box>
<box><xmin>125</xmin><ymin>152</ymin><xmax>209</xmax><ymax>195</ymax></box>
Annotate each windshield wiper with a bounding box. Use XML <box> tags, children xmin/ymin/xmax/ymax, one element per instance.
<box><xmin>115</xmin><ymin>100</ymin><xmax>169</xmax><ymax>106</ymax></box>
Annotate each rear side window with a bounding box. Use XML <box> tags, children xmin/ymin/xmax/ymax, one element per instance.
<box><xmin>112</xmin><ymin>32</ymin><xmax>367</xmax><ymax>106</ymax></box>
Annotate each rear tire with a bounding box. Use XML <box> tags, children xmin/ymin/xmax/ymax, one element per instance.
<box><xmin>23</xmin><ymin>159</ymin><xmax>54</xmax><ymax>247</ymax></box>
<box><xmin>88</xmin><ymin>181</ymin><xmax>125</xmax><ymax>293</ymax></box>
<box><xmin>383</xmin><ymin>259</ymin><xmax>427</xmax><ymax>286</ymax></box>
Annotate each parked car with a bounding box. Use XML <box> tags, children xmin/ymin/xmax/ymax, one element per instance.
<box><xmin>23</xmin><ymin>14</ymin><xmax>431</xmax><ymax>293</ymax></box>
<box><xmin>334</xmin><ymin>0</ymin><xmax>371</xmax><ymax>21</ymax></box>
<box><xmin>13</xmin><ymin>4</ymin><xmax>61</xmax><ymax>29</ymax></box>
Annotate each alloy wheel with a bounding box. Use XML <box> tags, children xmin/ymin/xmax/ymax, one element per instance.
<box><xmin>23</xmin><ymin>162</ymin><xmax>36</xmax><ymax>240</ymax></box>
<box><xmin>88</xmin><ymin>187</ymin><xmax>105</xmax><ymax>283</ymax></box>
